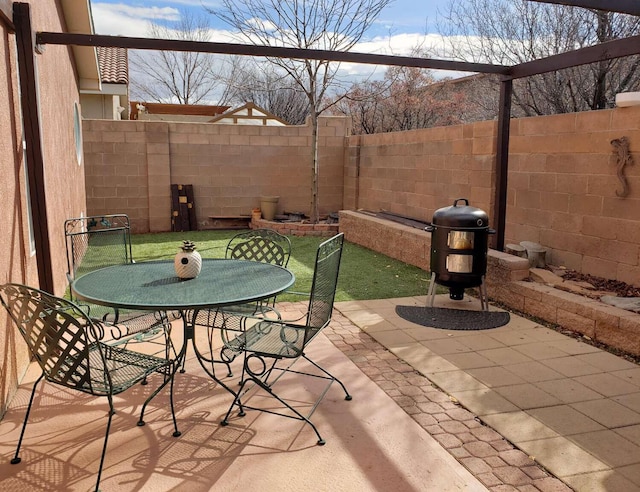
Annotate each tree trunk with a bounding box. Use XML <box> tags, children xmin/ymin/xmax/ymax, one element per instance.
<box><xmin>310</xmin><ymin>110</ymin><xmax>319</xmax><ymax>223</ymax></box>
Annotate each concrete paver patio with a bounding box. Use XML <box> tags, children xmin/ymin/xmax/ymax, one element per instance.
<box><xmin>334</xmin><ymin>294</ymin><xmax>640</xmax><ymax>491</ymax></box>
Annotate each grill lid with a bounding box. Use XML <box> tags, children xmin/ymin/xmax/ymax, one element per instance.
<box><xmin>430</xmin><ymin>198</ymin><xmax>489</xmax><ymax>229</ymax></box>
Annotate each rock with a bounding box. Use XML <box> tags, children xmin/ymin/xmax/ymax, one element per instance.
<box><xmin>530</xmin><ymin>268</ymin><xmax>564</xmax><ymax>286</ymax></box>
<box><xmin>520</xmin><ymin>241</ymin><xmax>548</xmax><ymax>267</ymax></box>
<box><xmin>549</xmin><ymin>265</ymin><xmax>568</xmax><ymax>277</ymax></box>
<box><xmin>556</xmin><ymin>281</ymin><xmax>616</xmax><ymax>299</ymax></box>
<box><xmin>520</xmin><ymin>241</ymin><xmax>543</xmax><ymax>250</ymax></box>
<box><xmin>601</xmin><ymin>296</ymin><xmax>640</xmax><ymax>313</ymax></box>
<box><xmin>565</xmin><ymin>280</ymin><xmax>597</xmax><ymax>290</ymax></box>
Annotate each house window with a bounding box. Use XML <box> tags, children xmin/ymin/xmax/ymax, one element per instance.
<box><xmin>74</xmin><ymin>101</ymin><xmax>83</xmax><ymax>165</ymax></box>
<box><xmin>22</xmin><ymin>138</ymin><xmax>35</xmax><ymax>255</ymax></box>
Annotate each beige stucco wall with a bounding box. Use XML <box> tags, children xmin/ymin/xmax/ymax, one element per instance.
<box><xmin>83</xmin><ymin>116</ymin><xmax>348</xmax><ymax>233</ymax></box>
<box><xmin>0</xmin><ymin>1</ymin><xmax>87</xmax><ymax>416</ymax></box>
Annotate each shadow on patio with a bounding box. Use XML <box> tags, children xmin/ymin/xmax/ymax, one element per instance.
<box><xmin>0</xmin><ymin>302</ymin><xmax>485</xmax><ymax>492</ymax></box>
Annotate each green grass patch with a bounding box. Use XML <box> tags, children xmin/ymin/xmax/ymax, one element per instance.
<box><xmin>131</xmin><ymin>230</ymin><xmax>431</xmax><ymax>302</ymax></box>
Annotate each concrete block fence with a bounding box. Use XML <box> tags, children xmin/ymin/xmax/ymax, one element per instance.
<box><xmin>83</xmin><ymin>106</ymin><xmax>640</xmax><ymax>287</ymax></box>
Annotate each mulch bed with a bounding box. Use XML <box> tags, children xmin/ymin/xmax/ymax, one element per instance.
<box><xmin>561</xmin><ymin>270</ymin><xmax>640</xmax><ymax>297</ymax></box>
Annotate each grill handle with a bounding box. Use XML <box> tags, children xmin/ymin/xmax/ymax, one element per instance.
<box><xmin>453</xmin><ymin>198</ymin><xmax>469</xmax><ymax>207</ymax></box>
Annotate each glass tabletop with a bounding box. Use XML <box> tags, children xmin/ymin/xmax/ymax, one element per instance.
<box><xmin>71</xmin><ymin>259</ymin><xmax>295</xmax><ymax>311</ymax></box>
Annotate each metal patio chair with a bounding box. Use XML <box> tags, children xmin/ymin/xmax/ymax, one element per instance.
<box><xmin>191</xmin><ymin>229</ymin><xmax>291</xmax><ymax>374</ymax></box>
<box><xmin>0</xmin><ymin>283</ymin><xmax>180</xmax><ymax>492</ymax></box>
<box><xmin>220</xmin><ymin>233</ymin><xmax>351</xmax><ymax>445</ymax></box>
<box><xmin>65</xmin><ymin>214</ymin><xmax>174</xmax><ymax>356</ymax></box>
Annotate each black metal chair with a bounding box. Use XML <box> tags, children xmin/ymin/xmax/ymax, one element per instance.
<box><xmin>0</xmin><ymin>283</ymin><xmax>179</xmax><ymax>492</ymax></box>
<box><xmin>191</xmin><ymin>229</ymin><xmax>292</xmax><ymax>374</ymax></box>
<box><xmin>65</xmin><ymin>214</ymin><xmax>173</xmax><ymax>356</ymax></box>
<box><xmin>220</xmin><ymin>233</ymin><xmax>351</xmax><ymax>445</ymax></box>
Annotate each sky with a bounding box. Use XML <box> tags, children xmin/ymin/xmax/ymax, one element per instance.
<box><xmin>90</xmin><ymin>0</ymin><xmax>453</xmax><ymax>57</ymax></box>
<box><xmin>89</xmin><ymin>0</ymin><xmax>461</xmax><ymax>99</ymax></box>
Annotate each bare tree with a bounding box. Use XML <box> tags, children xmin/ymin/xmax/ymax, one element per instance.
<box><xmin>129</xmin><ymin>11</ymin><xmax>229</xmax><ymax>104</ymax></box>
<box><xmin>333</xmin><ymin>66</ymin><xmax>468</xmax><ymax>134</ymax></box>
<box><xmin>207</xmin><ymin>0</ymin><xmax>393</xmax><ymax>222</ymax></box>
<box><xmin>229</xmin><ymin>66</ymin><xmax>310</xmax><ymax>124</ymax></box>
<box><xmin>438</xmin><ymin>0</ymin><xmax>640</xmax><ymax>115</ymax></box>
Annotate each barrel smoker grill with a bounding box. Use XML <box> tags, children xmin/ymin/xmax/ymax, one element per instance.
<box><xmin>425</xmin><ymin>199</ymin><xmax>495</xmax><ymax>311</ymax></box>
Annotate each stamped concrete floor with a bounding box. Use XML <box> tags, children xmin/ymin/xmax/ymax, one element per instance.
<box><xmin>0</xmin><ymin>305</ymin><xmax>486</xmax><ymax>492</ymax></box>
<box><xmin>334</xmin><ymin>294</ymin><xmax>640</xmax><ymax>492</ymax></box>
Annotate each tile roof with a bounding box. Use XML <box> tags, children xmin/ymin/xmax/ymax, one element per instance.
<box><xmin>97</xmin><ymin>46</ymin><xmax>128</xmax><ymax>85</ymax></box>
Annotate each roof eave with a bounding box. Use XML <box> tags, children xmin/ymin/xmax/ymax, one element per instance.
<box><xmin>60</xmin><ymin>0</ymin><xmax>101</xmax><ymax>91</ymax></box>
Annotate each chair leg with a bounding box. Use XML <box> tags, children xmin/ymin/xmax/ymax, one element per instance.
<box><xmin>95</xmin><ymin>400</ymin><xmax>115</xmax><ymax>492</ymax></box>
<box><xmin>137</xmin><ymin>364</ymin><xmax>180</xmax><ymax>437</ymax></box>
<box><xmin>302</xmin><ymin>354</ymin><xmax>352</xmax><ymax>401</ymax></box>
<box><xmin>11</xmin><ymin>373</ymin><xmax>45</xmax><ymax>465</ymax></box>
<box><xmin>221</xmin><ymin>378</ymin><xmax>248</xmax><ymax>425</ymax></box>
<box><xmin>221</xmin><ymin>357</ymin><xmax>327</xmax><ymax>446</ymax></box>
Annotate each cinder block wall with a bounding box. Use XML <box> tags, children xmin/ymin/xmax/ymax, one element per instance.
<box><xmin>506</xmin><ymin>108</ymin><xmax>640</xmax><ymax>286</ymax></box>
<box><xmin>84</xmin><ymin>106</ymin><xmax>640</xmax><ymax>285</ymax></box>
<box><xmin>83</xmin><ymin>116</ymin><xmax>348</xmax><ymax>233</ymax></box>
<box><xmin>344</xmin><ymin>121</ymin><xmax>497</xmax><ymax>224</ymax></box>
<box><xmin>344</xmin><ymin>106</ymin><xmax>640</xmax><ymax>286</ymax></box>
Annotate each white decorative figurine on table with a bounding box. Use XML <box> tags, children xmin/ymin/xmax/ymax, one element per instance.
<box><xmin>174</xmin><ymin>240</ymin><xmax>202</xmax><ymax>279</ymax></box>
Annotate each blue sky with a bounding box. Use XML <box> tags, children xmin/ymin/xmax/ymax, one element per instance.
<box><xmin>91</xmin><ymin>0</ymin><xmax>452</xmax><ymax>53</ymax></box>
<box><xmin>90</xmin><ymin>0</ymin><xmax>462</xmax><ymax>90</ymax></box>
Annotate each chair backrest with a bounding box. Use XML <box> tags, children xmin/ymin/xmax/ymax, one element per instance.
<box><xmin>225</xmin><ymin>228</ymin><xmax>292</xmax><ymax>267</ymax></box>
<box><xmin>65</xmin><ymin>215</ymin><xmax>133</xmax><ymax>295</ymax></box>
<box><xmin>0</xmin><ymin>283</ymin><xmax>104</xmax><ymax>394</ymax></box>
<box><xmin>304</xmin><ymin>233</ymin><xmax>344</xmax><ymax>341</ymax></box>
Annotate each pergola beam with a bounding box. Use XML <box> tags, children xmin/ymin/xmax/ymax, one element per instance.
<box><xmin>507</xmin><ymin>34</ymin><xmax>640</xmax><ymax>79</ymax></box>
<box><xmin>527</xmin><ymin>0</ymin><xmax>640</xmax><ymax>16</ymax></box>
<box><xmin>35</xmin><ymin>32</ymin><xmax>510</xmax><ymax>75</ymax></box>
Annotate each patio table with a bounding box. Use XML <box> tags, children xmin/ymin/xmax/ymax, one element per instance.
<box><xmin>71</xmin><ymin>259</ymin><xmax>295</xmax><ymax>399</ymax></box>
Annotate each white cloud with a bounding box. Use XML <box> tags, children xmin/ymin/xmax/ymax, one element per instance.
<box><xmin>92</xmin><ymin>3</ymin><xmax>180</xmax><ymax>36</ymax></box>
<box><xmin>93</xmin><ymin>2</ymin><xmax>472</xmax><ymax>85</ymax></box>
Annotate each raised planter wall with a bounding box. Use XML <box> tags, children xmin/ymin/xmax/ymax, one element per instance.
<box><xmin>339</xmin><ymin>210</ymin><xmax>640</xmax><ymax>356</ymax></box>
<box><xmin>251</xmin><ymin>216</ymin><xmax>339</xmax><ymax>237</ymax></box>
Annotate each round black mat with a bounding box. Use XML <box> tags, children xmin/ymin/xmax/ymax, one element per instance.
<box><xmin>395</xmin><ymin>305</ymin><xmax>510</xmax><ymax>330</ymax></box>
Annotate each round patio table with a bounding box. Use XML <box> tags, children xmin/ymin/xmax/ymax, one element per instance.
<box><xmin>72</xmin><ymin>259</ymin><xmax>295</xmax><ymax>405</ymax></box>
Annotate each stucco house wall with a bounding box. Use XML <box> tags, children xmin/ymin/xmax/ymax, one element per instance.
<box><xmin>0</xmin><ymin>1</ymin><xmax>89</xmax><ymax>416</ymax></box>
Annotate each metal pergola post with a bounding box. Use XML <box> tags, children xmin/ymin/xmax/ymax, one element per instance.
<box><xmin>14</xmin><ymin>2</ymin><xmax>54</xmax><ymax>293</ymax></box>
<box><xmin>493</xmin><ymin>79</ymin><xmax>513</xmax><ymax>252</ymax></box>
